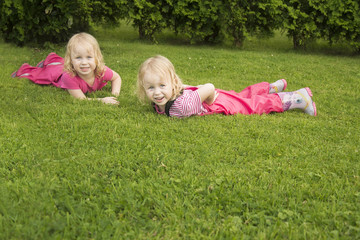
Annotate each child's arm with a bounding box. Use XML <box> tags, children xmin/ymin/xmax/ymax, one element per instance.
<box><xmin>109</xmin><ymin>70</ymin><xmax>122</xmax><ymax>96</ymax></box>
<box><xmin>67</xmin><ymin>89</ymin><xmax>119</xmax><ymax>105</ymax></box>
<box><xmin>196</xmin><ymin>83</ymin><xmax>218</xmax><ymax>105</ymax></box>
<box><xmin>183</xmin><ymin>84</ymin><xmax>210</xmax><ymax>89</ymax></box>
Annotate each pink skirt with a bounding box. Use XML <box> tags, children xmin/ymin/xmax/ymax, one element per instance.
<box><xmin>203</xmin><ymin>82</ymin><xmax>284</xmax><ymax>115</ymax></box>
<box><xmin>12</xmin><ymin>52</ymin><xmax>64</xmax><ymax>87</ymax></box>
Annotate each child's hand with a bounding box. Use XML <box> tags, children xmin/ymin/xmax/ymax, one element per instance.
<box><xmin>101</xmin><ymin>97</ymin><xmax>119</xmax><ymax>105</ymax></box>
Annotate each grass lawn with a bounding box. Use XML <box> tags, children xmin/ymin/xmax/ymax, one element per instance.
<box><xmin>0</xmin><ymin>24</ymin><xmax>359</xmax><ymax>239</ymax></box>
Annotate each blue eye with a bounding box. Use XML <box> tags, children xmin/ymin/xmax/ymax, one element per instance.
<box><xmin>160</xmin><ymin>84</ymin><xmax>166</xmax><ymax>87</ymax></box>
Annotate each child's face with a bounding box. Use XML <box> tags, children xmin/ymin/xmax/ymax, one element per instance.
<box><xmin>143</xmin><ymin>72</ymin><xmax>173</xmax><ymax>111</ymax></box>
<box><xmin>71</xmin><ymin>44</ymin><xmax>96</xmax><ymax>79</ymax></box>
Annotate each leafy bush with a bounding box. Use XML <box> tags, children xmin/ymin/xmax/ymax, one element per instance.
<box><xmin>90</xmin><ymin>0</ymin><xmax>127</xmax><ymax>25</ymax></box>
<box><xmin>280</xmin><ymin>0</ymin><xmax>360</xmax><ymax>50</ymax></box>
<box><xmin>171</xmin><ymin>0</ymin><xmax>223</xmax><ymax>44</ymax></box>
<box><xmin>281</xmin><ymin>0</ymin><xmax>321</xmax><ymax>49</ymax></box>
<box><xmin>222</xmin><ymin>0</ymin><xmax>283</xmax><ymax>47</ymax></box>
<box><xmin>318</xmin><ymin>0</ymin><xmax>360</xmax><ymax>51</ymax></box>
<box><xmin>1</xmin><ymin>0</ymin><xmax>359</xmax><ymax>51</ymax></box>
<box><xmin>0</xmin><ymin>0</ymin><xmax>92</xmax><ymax>46</ymax></box>
<box><xmin>119</xmin><ymin>0</ymin><xmax>169</xmax><ymax>42</ymax></box>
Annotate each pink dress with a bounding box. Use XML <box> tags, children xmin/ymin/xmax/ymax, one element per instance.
<box><xmin>154</xmin><ymin>83</ymin><xmax>284</xmax><ymax>118</ymax></box>
<box><xmin>12</xmin><ymin>52</ymin><xmax>113</xmax><ymax>93</ymax></box>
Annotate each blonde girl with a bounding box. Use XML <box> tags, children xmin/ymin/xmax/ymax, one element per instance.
<box><xmin>12</xmin><ymin>33</ymin><xmax>122</xmax><ymax>105</ymax></box>
<box><xmin>137</xmin><ymin>55</ymin><xmax>316</xmax><ymax>118</ymax></box>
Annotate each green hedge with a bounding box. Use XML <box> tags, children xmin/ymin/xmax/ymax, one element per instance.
<box><xmin>281</xmin><ymin>0</ymin><xmax>320</xmax><ymax>49</ymax></box>
<box><xmin>321</xmin><ymin>0</ymin><xmax>360</xmax><ymax>51</ymax></box>
<box><xmin>90</xmin><ymin>0</ymin><xmax>126</xmax><ymax>25</ymax></box>
<box><xmin>119</xmin><ymin>0</ymin><xmax>169</xmax><ymax>42</ymax></box>
<box><xmin>171</xmin><ymin>0</ymin><xmax>223</xmax><ymax>44</ymax></box>
<box><xmin>1</xmin><ymin>0</ymin><xmax>359</xmax><ymax>51</ymax></box>
<box><xmin>119</xmin><ymin>0</ymin><xmax>359</xmax><ymax>50</ymax></box>
<box><xmin>281</xmin><ymin>0</ymin><xmax>360</xmax><ymax>50</ymax></box>
<box><xmin>222</xmin><ymin>0</ymin><xmax>283</xmax><ymax>47</ymax></box>
<box><xmin>0</xmin><ymin>0</ymin><xmax>92</xmax><ymax>46</ymax></box>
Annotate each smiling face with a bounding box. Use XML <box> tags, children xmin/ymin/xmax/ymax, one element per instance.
<box><xmin>143</xmin><ymin>71</ymin><xmax>173</xmax><ymax>111</ymax></box>
<box><xmin>137</xmin><ymin>55</ymin><xmax>184</xmax><ymax>108</ymax></box>
<box><xmin>70</xmin><ymin>44</ymin><xmax>96</xmax><ymax>79</ymax></box>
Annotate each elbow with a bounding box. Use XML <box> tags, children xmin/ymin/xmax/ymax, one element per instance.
<box><xmin>206</xmin><ymin>83</ymin><xmax>215</xmax><ymax>92</ymax></box>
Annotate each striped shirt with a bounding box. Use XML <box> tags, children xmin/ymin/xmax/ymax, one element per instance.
<box><xmin>154</xmin><ymin>89</ymin><xmax>208</xmax><ymax>118</ymax></box>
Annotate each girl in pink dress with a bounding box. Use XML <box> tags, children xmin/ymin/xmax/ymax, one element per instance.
<box><xmin>137</xmin><ymin>55</ymin><xmax>317</xmax><ymax>118</ymax></box>
<box><xmin>12</xmin><ymin>33</ymin><xmax>122</xmax><ymax>105</ymax></box>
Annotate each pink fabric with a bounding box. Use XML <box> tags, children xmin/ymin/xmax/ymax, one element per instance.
<box><xmin>153</xmin><ymin>89</ymin><xmax>206</xmax><ymax>117</ymax></box>
<box><xmin>169</xmin><ymin>89</ymin><xmax>207</xmax><ymax>117</ymax></box>
<box><xmin>58</xmin><ymin>67</ymin><xmax>113</xmax><ymax>93</ymax></box>
<box><xmin>14</xmin><ymin>53</ymin><xmax>64</xmax><ymax>85</ymax></box>
<box><xmin>203</xmin><ymin>82</ymin><xmax>284</xmax><ymax>115</ymax></box>
<box><xmin>155</xmin><ymin>83</ymin><xmax>283</xmax><ymax>118</ymax></box>
<box><xmin>13</xmin><ymin>52</ymin><xmax>113</xmax><ymax>93</ymax></box>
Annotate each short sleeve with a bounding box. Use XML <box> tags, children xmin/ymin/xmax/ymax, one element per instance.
<box><xmin>181</xmin><ymin>90</ymin><xmax>202</xmax><ymax>116</ymax></box>
<box><xmin>102</xmin><ymin>66</ymin><xmax>114</xmax><ymax>81</ymax></box>
<box><xmin>93</xmin><ymin>66</ymin><xmax>114</xmax><ymax>91</ymax></box>
<box><xmin>170</xmin><ymin>90</ymin><xmax>203</xmax><ymax>118</ymax></box>
<box><xmin>58</xmin><ymin>72</ymin><xmax>81</xmax><ymax>90</ymax></box>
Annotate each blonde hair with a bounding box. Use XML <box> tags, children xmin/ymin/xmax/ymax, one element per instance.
<box><xmin>63</xmin><ymin>32</ymin><xmax>105</xmax><ymax>78</ymax></box>
<box><xmin>137</xmin><ymin>55</ymin><xmax>183</xmax><ymax>103</ymax></box>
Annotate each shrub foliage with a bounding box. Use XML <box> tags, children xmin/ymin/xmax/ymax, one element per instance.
<box><xmin>0</xmin><ymin>0</ymin><xmax>92</xmax><ymax>46</ymax></box>
<box><xmin>0</xmin><ymin>0</ymin><xmax>359</xmax><ymax>51</ymax></box>
<box><xmin>119</xmin><ymin>0</ymin><xmax>169</xmax><ymax>42</ymax></box>
<box><xmin>171</xmin><ymin>0</ymin><xmax>223</xmax><ymax>44</ymax></box>
<box><xmin>222</xmin><ymin>0</ymin><xmax>283</xmax><ymax>47</ymax></box>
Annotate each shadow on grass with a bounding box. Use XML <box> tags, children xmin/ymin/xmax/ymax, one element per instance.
<box><xmin>96</xmin><ymin>23</ymin><xmax>359</xmax><ymax>58</ymax></box>
<box><xmin>4</xmin><ymin>22</ymin><xmax>357</xmax><ymax>60</ymax></box>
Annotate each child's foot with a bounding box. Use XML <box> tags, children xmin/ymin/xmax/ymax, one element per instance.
<box><xmin>296</xmin><ymin>88</ymin><xmax>317</xmax><ymax>116</ymax></box>
<box><xmin>278</xmin><ymin>87</ymin><xmax>317</xmax><ymax>116</ymax></box>
<box><xmin>269</xmin><ymin>79</ymin><xmax>287</xmax><ymax>93</ymax></box>
<box><xmin>36</xmin><ymin>60</ymin><xmax>45</xmax><ymax>68</ymax></box>
<box><xmin>11</xmin><ymin>71</ymin><xmax>18</xmax><ymax>78</ymax></box>
<box><xmin>10</xmin><ymin>63</ymin><xmax>32</xmax><ymax>78</ymax></box>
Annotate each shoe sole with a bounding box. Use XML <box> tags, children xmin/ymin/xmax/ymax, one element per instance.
<box><xmin>282</xmin><ymin>79</ymin><xmax>287</xmax><ymax>91</ymax></box>
<box><xmin>304</xmin><ymin>87</ymin><xmax>317</xmax><ymax>116</ymax></box>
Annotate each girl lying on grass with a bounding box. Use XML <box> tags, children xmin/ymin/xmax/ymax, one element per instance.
<box><xmin>137</xmin><ymin>55</ymin><xmax>317</xmax><ymax>118</ymax></box>
<box><xmin>12</xmin><ymin>32</ymin><xmax>122</xmax><ymax>105</ymax></box>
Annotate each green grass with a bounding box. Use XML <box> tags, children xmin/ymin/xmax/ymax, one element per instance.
<box><xmin>1</xmin><ymin>24</ymin><xmax>359</xmax><ymax>239</ymax></box>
